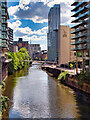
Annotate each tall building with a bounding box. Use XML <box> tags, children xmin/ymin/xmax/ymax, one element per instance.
<box><xmin>0</xmin><ymin>0</ymin><xmax>12</xmax><ymax>81</ymax></box>
<box><xmin>47</xmin><ymin>4</ymin><xmax>60</xmax><ymax>62</ymax></box>
<box><xmin>47</xmin><ymin>4</ymin><xmax>72</xmax><ymax>66</ymax></box>
<box><xmin>7</xmin><ymin>27</ymin><xmax>13</xmax><ymax>52</ymax></box>
<box><xmin>71</xmin><ymin>0</ymin><xmax>90</xmax><ymax>72</ymax></box>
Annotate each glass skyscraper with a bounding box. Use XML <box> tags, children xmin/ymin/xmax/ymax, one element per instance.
<box><xmin>47</xmin><ymin>4</ymin><xmax>60</xmax><ymax>62</ymax></box>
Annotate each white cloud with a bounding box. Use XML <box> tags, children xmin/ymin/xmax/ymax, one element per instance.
<box><xmin>8</xmin><ymin>5</ymin><xmax>19</xmax><ymax>16</ymax></box>
<box><xmin>8</xmin><ymin>21</ymin><xmax>47</xmax><ymax>46</ymax></box>
<box><xmin>8</xmin><ymin>1</ymin><xmax>49</xmax><ymax>23</ymax></box>
<box><xmin>30</xmin><ymin>16</ymin><xmax>48</xmax><ymax>23</ymax></box>
<box><xmin>23</xmin><ymin>35</ymin><xmax>47</xmax><ymax>50</ymax></box>
<box><xmin>8</xmin><ymin>0</ymin><xmax>75</xmax><ymax>24</ymax></box>
<box><xmin>8</xmin><ymin>20</ymin><xmax>48</xmax><ymax>36</ymax></box>
<box><xmin>8</xmin><ymin>20</ymin><xmax>22</xmax><ymax>29</ymax></box>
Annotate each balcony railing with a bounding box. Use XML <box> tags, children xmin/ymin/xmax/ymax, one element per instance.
<box><xmin>71</xmin><ymin>33</ymin><xmax>88</xmax><ymax>39</ymax></box>
<box><xmin>2</xmin><ymin>12</ymin><xmax>6</xmax><ymax>16</ymax></box>
<box><xmin>72</xmin><ymin>11</ymin><xmax>89</xmax><ymax>23</ymax></box>
<box><xmin>71</xmin><ymin>46</ymin><xmax>88</xmax><ymax>51</ymax></box>
<box><xmin>2</xmin><ymin>29</ymin><xmax>7</xmax><ymax>32</ymax></box>
<box><xmin>71</xmin><ymin>2</ymin><xmax>88</xmax><ymax>12</ymax></box>
<box><xmin>2</xmin><ymin>36</ymin><xmax>7</xmax><ymax>39</ymax></box>
<box><xmin>2</xmin><ymin>20</ymin><xmax>7</xmax><ymax>23</ymax></box>
<box><xmin>71</xmin><ymin>39</ymin><xmax>88</xmax><ymax>45</ymax></box>
<box><xmin>71</xmin><ymin>26</ymin><xmax>88</xmax><ymax>34</ymax></box>
<box><xmin>2</xmin><ymin>44</ymin><xmax>8</xmax><ymax>48</ymax></box>
<box><xmin>71</xmin><ymin>20</ymin><xmax>88</xmax><ymax>28</ymax></box>
<box><xmin>72</xmin><ymin>5</ymin><xmax>88</xmax><ymax>17</ymax></box>
<box><xmin>1</xmin><ymin>3</ymin><xmax>7</xmax><ymax>8</ymax></box>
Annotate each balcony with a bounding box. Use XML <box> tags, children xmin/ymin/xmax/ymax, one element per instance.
<box><xmin>2</xmin><ymin>44</ymin><xmax>8</xmax><ymax>48</ymax></box>
<box><xmin>71</xmin><ymin>2</ymin><xmax>78</xmax><ymax>6</ymax></box>
<box><xmin>71</xmin><ymin>2</ymin><xmax>88</xmax><ymax>12</ymax></box>
<box><xmin>71</xmin><ymin>26</ymin><xmax>88</xmax><ymax>34</ymax></box>
<box><xmin>83</xmin><ymin>57</ymin><xmax>89</xmax><ymax>60</ymax></box>
<box><xmin>2</xmin><ymin>29</ymin><xmax>7</xmax><ymax>32</ymax></box>
<box><xmin>2</xmin><ymin>12</ymin><xmax>7</xmax><ymax>16</ymax></box>
<box><xmin>2</xmin><ymin>20</ymin><xmax>7</xmax><ymax>24</ymax></box>
<box><xmin>2</xmin><ymin>35</ymin><xmax>7</xmax><ymax>39</ymax></box>
<box><xmin>72</xmin><ymin>12</ymin><xmax>89</xmax><ymax>23</ymax></box>
<box><xmin>71</xmin><ymin>39</ymin><xmax>88</xmax><ymax>45</ymax></box>
<box><xmin>71</xmin><ymin>33</ymin><xmax>88</xmax><ymax>40</ymax></box>
<box><xmin>71</xmin><ymin>46</ymin><xmax>88</xmax><ymax>51</ymax></box>
<box><xmin>71</xmin><ymin>5</ymin><xmax>88</xmax><ymax>17</ymax></box>
<box><xmin>71</xmin><ymin>20</ymin><xmax>88</xmax><ymax>29</ymax></box>
<box><xmin>1</xmin><ymin>3</ymin><xmax>7</xmax><ymax>8</ymax></box>
<box><xmin>76</xmin><ymin>39</ymin><xmax>88</xmax><ymax>44</ymax></box>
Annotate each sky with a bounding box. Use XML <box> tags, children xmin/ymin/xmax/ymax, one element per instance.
<box><xmin>7</xmin><ymin>0</ymin><xmax>75</xmax><ymax>50</ymax></box>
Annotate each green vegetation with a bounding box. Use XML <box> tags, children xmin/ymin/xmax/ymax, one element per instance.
<box><xmin>41</xmin><ymin>61</ymin><xmax>44</xmax><ymax>66</ymax></box>
<box><xmin>76</xmin><ymin>70</ymin><xmax>90</xmax><ymax>85</ymax></box>
<box><xmin>8</xmin><ymin>48</ymin><xmax>31</xmax><ymax>74</ymax></box>
<box><xmin>58</xmin><ymin>71</ymin><xmax>68</xmax><ymax>81</ymax></box>
<box><xmin>0</xmin><ymin>81</ymin><xmax>9</xmax><ymax>119</ymax></box>
<box><xmin>77</xmin><ymin>52</ymin><xmax>82</xmax><ymax>57</ymax></box>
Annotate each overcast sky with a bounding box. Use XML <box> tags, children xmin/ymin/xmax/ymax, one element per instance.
<box><xmin>7</xmin><ymin>0</ymin><xmax>75</xmax><ymax>50</ymax></box>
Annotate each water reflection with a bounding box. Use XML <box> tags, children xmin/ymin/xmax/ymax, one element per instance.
<box><xmin>3</xmin><ymin>65</ymin><xmax>90</xmax><ymax>118</ymax></box>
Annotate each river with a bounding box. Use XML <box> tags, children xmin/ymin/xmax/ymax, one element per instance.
<box><xmin>3</xmin><ymin>64</ymin><xmax>90</xmax><ymax>119</ymax></box>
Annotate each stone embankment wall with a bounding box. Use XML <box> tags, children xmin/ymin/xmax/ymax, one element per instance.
<box><xmin>42</xmin><ymin>66</ymin><xmax>90</xmax><ymax>95</ymax></box>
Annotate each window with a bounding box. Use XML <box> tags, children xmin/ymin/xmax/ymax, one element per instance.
<box><xmin>2</xmin><ymin>16</ymin><xmax>6</xmax><ymax>23</ymax></box>
<box><xmin>2</xmin><ymin>32</ymin><xmax>6</xmax><ymax>39</ymax></box>
<box><xmin>2</xmin><ymin>24</ymin><xmax>6</xmax><ymax>31</ymax></box>
<box><xmin>2</xmin><ymin>8</ymin><xmax>6</xmax><ymax>15</ymax></box>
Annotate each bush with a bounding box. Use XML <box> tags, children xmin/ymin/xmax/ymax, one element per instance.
<box><xmin>8</xmin><ymin>48</ymin><xmax>31</xmax><ymax>74</ymax></box>
<box><xmin>0</xmin><ymin>81</ymin><xmax>9</xmax><ymax>118</ymax></box>
<box><xmin>58</xmin><ymin>71</ymin><xmax>68</xmax><ymax>81</ymax></box>
<box><xmin>76</xmin><ymin>70</ymin><xmax>90</xmax><ymax>85</ymax></box>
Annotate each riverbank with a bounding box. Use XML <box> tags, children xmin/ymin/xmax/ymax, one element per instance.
<box><xmin>42</xmin><ymin>65</ymin><xmax>90</xmax><ymax>95</ymax></box>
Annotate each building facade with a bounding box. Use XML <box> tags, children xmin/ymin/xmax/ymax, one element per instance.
<box><xmin>57</xmin><ymin>25</ymin><xmax>71</xmax><ymax>66</ymax></box>
<box><xmin>7</xmin><ymin>27</ymin><xmax>13</xmax><ymax>52</ymax></box>
<box><xmin>0</xmin><ymin>0</ymin><xmax>12</xmax><ymax>81</ymax></box>
<box><xmin>13</xmin><ymin>45</ymin><xmax>18</xmax><ymax>53</ymax></box>
<box><xmin>70</xmin><ymin>28</ymin><xmax>76</xmax><ymax>61</ymax></box>
<box><xmin>71</xmin><ymin>0</ymin><xmax>90</xmax><ymax>72</ymax></box>
<box><xmin>29</xmin><ymin>44</ymin><xmax>41</xmax><ymax>59</ymax></box>
<box><xmin>47</xmin><ymin>4</ymin><xmax>60</xmax><ymax>62</ymax></box>
<box><xmin>13</xmin><ymin>38</ymin><xmax>29</xmax><ymax>51</ymax></box>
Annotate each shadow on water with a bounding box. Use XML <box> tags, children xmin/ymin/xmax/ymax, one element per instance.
<box><xmin>2</xmin><ymin>65</ymin><xmax>30</xmax><ymax>118</ymax></box>
<box><xmin>47</xmin><ymin>76</ymin><xmax>90</xmax><ymax>119</ymax></box>
<box><xmin>2</xmin><ymin>64</ymin><xmax>90</xmax><ymax>119</ymax></box>
<box><xmin>73</xmin><ymin>92</ymin><xmax>90</xmax><ymax>119</ymax></box>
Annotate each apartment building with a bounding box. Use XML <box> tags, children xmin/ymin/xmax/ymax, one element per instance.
<box><xmin>7</xmin><ymin>27</ymin><xmax>13</xmax><ymax>52</ymax></box>
<box><xmin>70</xmin><ymin>28</ymin><xmax>76</xmax><ymax>61</ymax></box>
<box><xmin>71</xmin><ymin>0</ymin><xmax>90</xmax><ymax>72</ymax></box>
<box><xmin>0</xmin><ymin>0</ymin><xmax>12</xmax><ymax>81</ymax></box>
<box><xmin>47</xmin><ymin>4</ymin><xmax>60</xmax><ymax>62</ymax></box>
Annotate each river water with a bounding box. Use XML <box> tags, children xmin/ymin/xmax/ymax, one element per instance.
<box><xmin>3</xmin><ymin>64</ymin><xmax>90</xmax><ymax>119</ymax></box>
